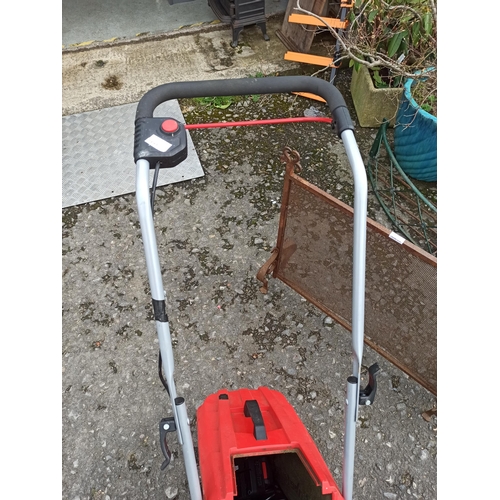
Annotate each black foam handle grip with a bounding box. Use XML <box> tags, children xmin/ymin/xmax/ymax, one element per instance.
<box><xmin>135</xmin><ymin>76</ymin><xmax>354</xmax><ymax>138</ymax></box>
<box><xmin>244</xmin><ymin>400</ymin><xmax>267</xmax><ymax>441</ymax></box>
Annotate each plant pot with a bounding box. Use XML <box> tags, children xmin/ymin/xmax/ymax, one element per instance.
<box><xmin>393</xmin><ymin>78</ymin><xmax>437</xmax><ymax>182</ymax></box>
<box><xmin>350</xmin><ymin>65</ymin><xmax>403</xmax><ymax>128</ymax></box>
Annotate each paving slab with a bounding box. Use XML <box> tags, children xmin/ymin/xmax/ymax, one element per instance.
<box><xmin>62</xmin><ymin>16</ymin><xmax>300</xmax><ymax>116</ymax></box>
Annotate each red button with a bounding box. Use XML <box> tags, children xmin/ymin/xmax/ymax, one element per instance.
<box><xmin>161</xmin><ymin>119</ymin><xmax>179</xmax><ymax>134</ymax></box>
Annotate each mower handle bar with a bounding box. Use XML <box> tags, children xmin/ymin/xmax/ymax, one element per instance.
<box><xmin>135</xmin><ymin>76</ymin><xmax>354</xmax><ymax>137</ymax></box>
<box><xmin>135</xmin><ymin>75</ymin><xmax>366</xmax><ymax>500</ymax></box>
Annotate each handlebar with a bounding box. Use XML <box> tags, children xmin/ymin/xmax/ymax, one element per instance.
<box><xmin>135</xmin><ymin>76</ymin><xmax>354</xmax><ymax>137</ymax></box>
<box><xmin>135</xmin><ymin>74</ymin><xmax>367</xmax><ymax>500</ymax></box>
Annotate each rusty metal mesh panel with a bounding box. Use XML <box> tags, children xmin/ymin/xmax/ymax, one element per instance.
<box><xmin>275</xmin><ymin>176</ymin><xmax>437</xmax><ymax>395</ymax></box>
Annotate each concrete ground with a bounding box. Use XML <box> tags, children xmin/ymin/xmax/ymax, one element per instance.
<box><xmin>62</xmin><ymin>13</ymin><xmax>438</xmax><ymax>500</ymax></box>
<box><xmin>62</xmin><ymin>16</ymin><xmax>300</xmax><ymax>116</ymax></box>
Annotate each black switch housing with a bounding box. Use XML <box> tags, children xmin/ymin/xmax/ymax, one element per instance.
<box><xmin>134</xmin><ymin>117</ymin><xmax>188</xmax><ymax>169</ymax></box>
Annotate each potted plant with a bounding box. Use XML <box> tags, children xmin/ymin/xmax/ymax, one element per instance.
<box><xmin>295</xmin><ymin>0</ymin><xmax>437</xmax><ymax>180</ymax></box>
<box><xmin>393</xmin><ymin>70</ymin><xmax>437</xmax><ymax>181</ymax></box>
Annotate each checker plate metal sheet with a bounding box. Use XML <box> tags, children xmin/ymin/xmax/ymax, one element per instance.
<box><xmin>62</xmin><ymin>100</ymin><xmax>204</xmax><ymax>208</ymax></box>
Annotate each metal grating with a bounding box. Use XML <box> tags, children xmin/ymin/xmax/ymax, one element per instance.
<box><xmin>62</xmin><ymin>100</ymin><xmax>204</xmax><ymax>208</ymax></box>
<box><xmin>259</xmin><ymin>161</ymin><xmax>437</xmax><ymax>395</ymax></box>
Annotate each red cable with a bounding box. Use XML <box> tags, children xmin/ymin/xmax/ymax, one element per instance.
<box><xmin>184</xmin><ymin>116</ymin><xmax>333</xmax><ymax>130</ymax></box>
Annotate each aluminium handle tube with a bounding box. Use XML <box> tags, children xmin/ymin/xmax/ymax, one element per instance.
<box><xmin>136</xmin><ymin>159</ymin><xmax>202</xmax><ymax>500</ymax></box>
<box><xmin>343</xmin><ymin>376</ymin><xmax>359</xmax><ymax>500</ymax></box>
<box><xmin>340</xmin><ymin>128</ymin><xmax>368</xmax><ymax>500</ymax></box>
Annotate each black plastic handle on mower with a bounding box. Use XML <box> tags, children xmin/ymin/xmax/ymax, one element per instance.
<box><xmin>135</xmin><ymin>76</ymin><xmax>354</xmax><ymax>138</ymax></box>
<box><xmin>244</xmin><ymin>400</ymin><xmax>267</xmax><ymax>441</ymax></box>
